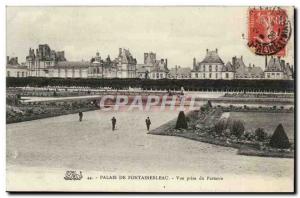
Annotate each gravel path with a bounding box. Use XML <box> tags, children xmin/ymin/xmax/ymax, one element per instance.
<box><xmin>7</xmin><ymin>110</ymin><xmax>294</xmax><ymax>192</ymax></box>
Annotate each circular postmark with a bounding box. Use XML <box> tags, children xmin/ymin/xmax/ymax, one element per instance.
<box><xmin>247</xmin><ymin>8</ymin><xmax>292</xmax><ymax>56</ymax></box>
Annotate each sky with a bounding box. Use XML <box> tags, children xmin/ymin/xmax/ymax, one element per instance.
<box><xmin>6</xmin><ymin>6</ymin><xmax>294</xmax><ymax>69</ymax></box>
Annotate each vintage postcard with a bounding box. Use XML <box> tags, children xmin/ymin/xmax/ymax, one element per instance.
<box><xmin>6</xmin><ymin>6</ymin><xmax>295</xmax><ymax>192</ymax></box>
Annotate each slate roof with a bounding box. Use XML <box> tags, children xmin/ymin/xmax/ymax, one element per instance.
<box><xmin>200</xmin><ymin>50</ymin><xmax>224</xmax><ymax>64</ymax></box>
<box><xmin>265</xmin><ymin>57</ymin><xmax>283</xmax><ymax>72</ymax></box>
<box><xmin>222</xmin><ymin>62</ymin><xmax>234</xmax><ymax>72</ymax></box>
<box><xmin>55</xmin><ymin>61</ymin><xmax>90</xmax><ymax>68</ymax></box>
<box><xmin>169</xmin><ymin>67</ymin><xmax>191</xmax><ymax>78</ymax></box>
<box><xmin>6</xmin><ymin>64</ymin><xmax>28</xmax><ymax>70</ymax></box>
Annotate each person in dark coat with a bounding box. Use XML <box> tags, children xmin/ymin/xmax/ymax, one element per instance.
<box><xmin>79</xmin><ymin>111</ymin><xmax>83</xmax><ymax>122</ymax></box>
<box><xmin>111</xmin><ymin>117</ymin><xmax>116</xmax><ymax>131</ymax></box>
<box><xmin>145</xmin><ymin>117</ymin><xmax>151</xmax><ymax>131</ymax></box>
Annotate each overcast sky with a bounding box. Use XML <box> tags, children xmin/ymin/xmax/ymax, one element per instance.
<box><xmin>6</xmin><ymin>6</ymin><xmax>294</xmax><ymax>69</ymax></box>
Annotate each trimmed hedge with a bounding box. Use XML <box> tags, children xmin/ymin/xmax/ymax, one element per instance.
<box><xmin>6</xmin><ymin>77</ymin><xmax>294</xmax><ymax>92</ymax></box>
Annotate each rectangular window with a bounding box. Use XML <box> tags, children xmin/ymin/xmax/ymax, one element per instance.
<box><xmin>209</xmin><ymin>65</ymin><xmax>212</xmax><ymax>72</ymax></box>
<box><xmin>226</xmin><ymin>73</ymin><xmax>229</xmax><ymax>78</ymax></box>
<box><xmin>195</xmin><ymin>73</ymin><xmax>198</xmax><ymax>78</ymax></box>
<box><xmin>209</xmin><ymin>73</ymin><xmax>212</xmax><ymax>78</ymax></box>
<box><xmin>216</xmin><ymin>73</ymin><xmax>218</xmax><ymax>79</ymax></box>
<box><xmin>203</xmin><ymin>73</ymin><xmax>206</xmax><ymax>78</ymax></box>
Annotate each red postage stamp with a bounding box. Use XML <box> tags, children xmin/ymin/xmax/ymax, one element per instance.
<box><xmin>247</xmin><ymin>8</ymin><xmax>292</xmax><ymax>56</ymax></box>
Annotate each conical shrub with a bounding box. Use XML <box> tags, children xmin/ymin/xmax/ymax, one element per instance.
<box><xmin>269</xmin><ymin>124</ymin><xmax>290</xmax><ymax>149</ymax></box>
<box><xmin>175</xmin><ymin>111</ymin><xmax>188</xmax><ymax>129</ymax></box>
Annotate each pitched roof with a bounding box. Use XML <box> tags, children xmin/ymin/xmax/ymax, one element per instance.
<box><xmin>222</xmin><ymin>62</ymin><xmax>234</xmax><ymax>72</ymax></box>
<box><xmin>265</xmin><ymin>57</ymin><xmax>283</xmax><ymax>72</ymax></box>
<box><xmin>119</xmin><ymin>49</ymin><xmax>136</xmax><ymax>64</ymax></box>
<box><xmin>55</xmin><ymin>61</ymin><xmax>90</xmax><ymax>68</ymax></box>
<box><xmin>235</xmin><ymin>65</ymin><xmax>251</xmax><ymax>78</ymax></box>
<box><xmin>233</xmin><ymin>57</ymin><xmax>246</xmax><ymax>70</ymax></box>
<box><xmin>169</xmin><ymin>67</ymin><xmax>191</xmax><ymax>78</ymax></box>
<box><xmin>199</xmin><ymin>49</ymin><xmax>224</xmax><ymax>64</ymax></box>
<box><xmin>249</xmin><ymin>66</ymin><xmax>264</xmax><ymax>76</ymax></box>
<box><xmin>136</xmin><ymin>67</ymin><xmax>148</xmax><ymax>73</ymax></box>
<box><xmin>6</xmin><ymin>64</ymin><xmax>28</xmax><ymax>70</ymax></box>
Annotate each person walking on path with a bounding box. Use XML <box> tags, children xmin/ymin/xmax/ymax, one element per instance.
<box><xmin>111</xmin><ymin>117</ymin><xmax>116</xmax><ymax>131</ymax></box>
<box><xmin>78</xmin><ymin>111</ymin><xmax>83</xmax><ymax>122</ymax></box>
<box><xmin>145</xmin><ymin>117</ymin><xmax>151</xmax><ymax>131</ymax></box>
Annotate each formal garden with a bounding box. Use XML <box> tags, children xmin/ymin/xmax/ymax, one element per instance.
<box><xmin>6</xmin><ymin>93</ymin><xmax>99</xmax><ymax>123</ymax></box>
<box><xmin>149</xmin><ymin>102</ymin><xmax>294</xmax><ymax>158</ymax></box>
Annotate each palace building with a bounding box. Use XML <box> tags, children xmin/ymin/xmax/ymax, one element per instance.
<box><xmin>24</xmin><ymin>44</ymin><xmax>137</xmax><ymax>78</ymax></box>
<box><xmin>7</xmin><ymin>44</ymin><xmax>294</xmax><ymax>81</ymax></box>
<box><xmin>191</xmin><ymin>49</ymin><xmax>266</xmax><ymax>80</ymax></box>
<box><xmin>136</xmin><ymin>52</ymin><xmax>169</xmax><ymax>79</ymax></box>
<box><xmin>264</xmin><ymin>57</ymin><xmax>293</xmax><ymax>80</ymax></box>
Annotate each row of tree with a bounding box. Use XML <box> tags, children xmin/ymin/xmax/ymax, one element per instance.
<box><xmin>7</xmin><ymin>77</ymin><xmax>294</xmax><ymax>92</ymax></box>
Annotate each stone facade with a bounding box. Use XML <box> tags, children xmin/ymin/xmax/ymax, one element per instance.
<box><xmin>264</xmin><ymin>57</ymin><xmax>293</xmax><ymax>80</ymax></box>
<box><xmin>137</xmin><ymin>52</ymin><xmax>169</xmax><ymax>79</ymax></box>
<box><xmin>25</xmin><ymin>45</ymin><xmax>137</xmax><ymax>78</ymax></box>
<box><xmin>191</xmin><ymin>50</ymin><xmax>266</xmax><ymax>80</ymax></box>
<box><xmin>6</xmin><ymin>56</ymin><xmax>29</xmax><ymax>77</ymax></box>
<box><xmin>192</xmin><ymin>49</ymin><xmax>228</xmax><ymax>80</ymax></box>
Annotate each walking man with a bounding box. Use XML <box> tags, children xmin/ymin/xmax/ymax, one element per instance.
<box><xmin>145</xmin><ymin>117</ymin><xmax>151</xmax><ymax>131</ymax></box>
<box><xmin>111</xmin><ymin>116</ymin><xmax>116</xmax><ymax>131</ymax></box>
<box><xmin>78</xmin><ymin>111</ymin><xmax>83</xmax><ymax>122</ymax></box>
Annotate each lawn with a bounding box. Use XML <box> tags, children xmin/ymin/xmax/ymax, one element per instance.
<box><xmin>229</xmin><ymin>112</ymin><xmax>294</xmax><ymax>140</ymax></box>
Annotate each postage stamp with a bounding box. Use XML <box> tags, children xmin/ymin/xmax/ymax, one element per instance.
<box><xmin>247</xmin><ymin>7</ymin><xmax>292</xmax><ymax>56</ymax></box>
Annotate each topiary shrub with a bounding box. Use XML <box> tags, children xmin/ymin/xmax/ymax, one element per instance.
<box><xmin>175</xmin><ymin>111</ymin><xmax>188</xmax><ymax>129</ymax></box>
<box><xmin>255</xmin><ymin>128</ymin><xmax>268</xmax><ymax>141</ymax></box>
<box><xmin>214</xmin><ymin>119</ymin><xmax>227</xmax><ymax>135</ymax></box>
<box><xmin>269</xmin><ymin>124</ymin><xmax>290</xmax><ymax>149</ymax></box>
<box><xmin>207</xmin><ymin>100</ymin><xmax>212</xmax><ymax>108</ymax></box>
<box><xmin>230</xmin><ymin>120</ymin><xmax>245</xmax><ymax>138</ymax></box>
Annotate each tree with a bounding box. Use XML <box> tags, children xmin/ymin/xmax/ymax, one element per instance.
<box><xmin>269</xmin><ymin>124</ymin><xmax>290</xmax><ymax>149</ymax></box>
<box><xmin>255</xmin><ymin>128</ymin><xmax>268</xmax><ymax>141</ymax></box>
<box><xmin>175</xmin><ymin>111</ymin><xmax>188</xmax><ymax>129</ymax></box>
<box><xmin>214</xmin><ymin>119</ymin><xmax>227</xmax><ymax>134</ymax></box>
<box><xmin>207</xmin><ymin>100</ymin><xmax>212</xmax><ymax>108</ymax></box>
<box><xmin>230</xmin><ymin>120</ymin><xmax>244</xmax><ymax>138</ymax></box>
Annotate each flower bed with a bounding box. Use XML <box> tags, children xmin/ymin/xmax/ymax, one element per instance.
<box><xmin>149</xmin><ymin>104</ymin><xmax>294</xmax><ymax>158</ymax></box>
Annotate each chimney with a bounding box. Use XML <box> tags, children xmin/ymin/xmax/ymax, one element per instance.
<box><xmin>240</xmin><ymin>55</ymin><xmax>243</xmax><ymax>61</ymax></box>
<box><xmin>253</xmin><ymin>64</ymin><xmax>255</xmax><ymax>67</ymax></box>
<box><xmin>193</xmin><ymin>57</ymin><xmax>196</xmax><ymax>68</ymax></box>
<box><xmin>206</xmin><ymin>49</ymin><xmax>209</xmax><ymax>54</ymax></box>
<box><xmin>280</xmin><ymin>60</ymin><xmax>285</xmax><ymax>67</ymax></box>
<box><xmin>16</xmin><ymin>57</ymin><xmax>18</xmax><ymax>64</ymax></box>
<box><xmin>165</xmin><ymin>59</ymin><xmax>168</xmax><ymax>66</ymax></box>
<box><xmin>119</xmin><ymin>48</ymin><xmax>122</xmax><ymax>56</ymax></box>
<box><xmin>232</xmin><ymin>56</ymin><xmax>237</xmax><ymax>66</ymax></box>
<box><xmin>216</xmin><ymin>48</ymin><xmax>218</xmax><ymax>53</ymax></box>
<box><xmin>161</xmin><ymin>59</ymin><xmax>164</xmax><ymax>64</ymax></box>
<box><xmin>6</xmin><ymin>56</ymin><xmax>9</xmax><ymax>64</ymax></box>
